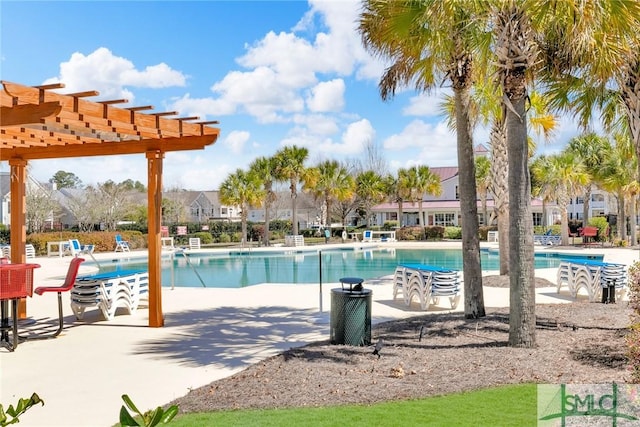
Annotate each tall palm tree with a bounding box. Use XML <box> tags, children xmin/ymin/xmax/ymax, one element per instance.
<box><xmin>491</xmin><ymin>0</ymin><xmax>640</xmax><ymax>346</ymax></box>
<box><xmin>600</xmin><ymin>133</ymin><xmax>639</xmax><ymax>245</ymax></box>
<box><xmin>530</xmin><ymin>155</ymin><xmax>554</xmax><ymax>228</ymax></box>
<box><xmin>273</xmin><ymin>145</ymin><xmax>309</xmax><ymax>235</ymax></box>
<box><xmin>565</xmin><ymin>133</ymin><xmax>611</xmax><ymax>224</ymax></box>
<box><xmin>249</xmin><ymin>156</ymin><xmax>278</xmax><ymax>246</ymax></box>
<box><xmin>304</xmin><ymin>160</ymin><xmax>355</xmax><ymax>227</ymax></box>
<box><xmin>360</xmin><ymin>0</ymin><xmax>486</xmax><ymax>319</ymax></box>
<box><xmin>534</xmin><ymin>153</ymin><xmax>589</xmax><ymax>245</ymax></box>
<box><xmin>395</xmin><ymin>168</ymin><xmax>414</xmax><ymax>228</ymax></box>
<box><xmin>219</xmin><ymin>169</ymin><xmax>264</xmax><ymax>245</ymax></box>
<box><xmin>474</xmin><ymin>156</ymin><xmax>491</xmax><ymax>226</ymax></box>
<box><xmin>356</xmin><ymin>170</ymin><xmax>388</xmax><ymax>228</ymax></box>
<box><xmin>412</xmin><ymin>165</ymin><xmax>442</xmax><ymax>231</ymax></box>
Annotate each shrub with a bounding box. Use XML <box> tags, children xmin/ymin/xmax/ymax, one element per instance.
<box><xmin>396</xmin><ymin>226</ymin><xmax>425</xmax><ymax>241</ymax></box>
<box><xmin>217</xmin><ymin>233</ymin><xmax>231</xmax><ymax>243</ymax></box>
<box><xmin>192</xmin><ymin>231</ymin><xmax>213</xmax><ymax>245</ymax></box>
<box><xmin>627</xmin><ymin>261</ymin><xmax>640</xmax><ymax>383</ymax></box>
<box><xmin>444</xmin><ymin>227</ymin><xmax>462</xmax><ymax>239</ymax></box>
<box><xmin>425</xmin><ymin>226</ymin><xmax>445</xmax><ymax>240</ymax></box>
<box><xmin>0</xmin><ymin>393</ymin><xmax>44</xmax><ymax>426</ymax></box>
<box><xmin>587</xmin><ymin>216</ymin><xmax>609</xmax><ymax>242</ymax></box>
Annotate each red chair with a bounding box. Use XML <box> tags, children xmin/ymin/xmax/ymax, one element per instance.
<box><xmin>32</xmin><ymin>257</ymin><xmax>85</xmax><ymax>339</ymax></box>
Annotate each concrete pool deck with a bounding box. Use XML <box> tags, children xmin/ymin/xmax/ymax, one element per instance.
<box><xmin>1</xmin><ymin>241</ymin><xmax>638</xmax><ymax>426</ymax></box>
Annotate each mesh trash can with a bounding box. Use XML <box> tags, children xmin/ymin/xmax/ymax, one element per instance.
<box><xmin>330</xmin><ymin>285</ymin><xmax>372</xmax><ymax>346</ymax></box>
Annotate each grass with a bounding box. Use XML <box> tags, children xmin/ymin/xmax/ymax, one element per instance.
<box><xmin>167</xmin><ymin>383</ymin><xmax>538</xmax><ymax>427</ymax></box>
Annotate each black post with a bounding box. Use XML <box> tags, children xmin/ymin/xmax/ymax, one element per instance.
<box><xmin>319</xmin><ymin>250</ymin><xmax>323</xmax><ymax>312</ymax></box>
<box><xmin>601</xmin><ymin>280</ymin><xmax>610</xmax><ymax>304</ymax></box>
<box><xmin>609</xmin><ymin>279</ymin><xmax>616</xmax><ymax>304</ymax></box>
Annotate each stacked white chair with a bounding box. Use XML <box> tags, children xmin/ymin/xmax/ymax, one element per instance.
<box><xmin>71</xmin><ymin>270</ymin><xmax>149</xmax><ymax>321</ymax></box>
<box><xmin>393</xmin><ymin>264</ymin><xmax>461</xmax><ymax>311</ymax></box>
<box><xmin>556</xmin><ymin>260</ymin><xmax>627</xmax><ymax>302</ymax></box>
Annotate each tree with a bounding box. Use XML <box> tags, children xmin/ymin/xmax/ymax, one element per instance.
<box><xmin>26</xmin><ymin>184</ymin><xmax>60</xmax><ymax>233</ymax></box>
<box><xmin>534</xmin><ymin>153</ymin><xmax>589</xmax><ymax>245</ymax></box>
<box><xmin>273</xmin><ymin>146</ymin><xmax>309</xmax><ymax>235</ymax></box>
<box><xmin>474</xmin><ymin>156</ymin><xmax>492</xmax><ymax>226</ymax></box>
<box><xmin>566</xmin><ymin>133</ymin><xmax>611</xmax><ymax>224</ymax></box>
<box><xmin>355</xmin><ymin>170</ymin><xmax>388</xmax><ymax>228</ymax></box>
<box><xmin>93</xmin><ymin>180</ymin><xmax>136</xmax><ymax>231</ymax></box>
<box><xmin>49</xmin><ymin>170</ymin><xmax>82</xmax><ymax>189</ymax></box>
<box><xmin>304</xmin><ymin>160</ymin><xmax>355</xmax><ymax>227</ymax></box>
<box><xmin>489</xmin><ymin>0</ymin><xmax>639</xmax><ymax>347</ymax></box>
<box><xmin>411</xmin><ymin>165</ymin><xmax>442</xmax><ymax>230</ymax></box>
<box><xmin>249</xmin><ymin>156</ymin><xmax>278</xmax><ymax>246</ymax></box>
<box><xmin>219</xmin><ymin>169</ymin><xmax>264</xmax><ymax>245</ymax></box>
<box><xmin>360</xmin><ymin>0</ymin><xmax>485</xmax><ymax>319</ymax></box>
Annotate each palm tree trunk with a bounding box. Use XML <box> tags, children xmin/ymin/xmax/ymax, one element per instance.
<box><xmin>559</xmin><ymin>196</ymin><xmax>570</xmax><ymax>246</ymax></box>
<box><xmin>263</xmin><ymin>195</ymin><xmax>271</xmax><ymax>246</ymax></box>
<box><xmin>454</xmin><ymin>86</ymin><xmax>485</xmax><ymax>319</ymax></box>
<box><xmin>507</xmin><ymin>94</ymin><xmax>536</xmax><ymax>348</ymax></box>
<box><xmin>629</xmin><ymin>195</ymin><xmax>638</xmax><ymax>246</ymax></box>
<box><xmin>583</xmin><ymin>185</ymin><xmax>591</xmax><ymax>225</ymax></box>
<box><xmin>490</xmin><ymin>120</ymin><xmax>509</xmax><ymax>275</ymax></box>
<box><xmin>290</xmin><ymin>181</ymin><xmax>298</xmax><ymax>235</ymax></box>
<box><xmin>617</xmin><ymin>193</ymin><xmax>626</xmax><ymax>241</ymax></box>
<box><xmin>397</xmin><ymin>200</ymin><xmax>403</xmax><ymax>228</ymax></box>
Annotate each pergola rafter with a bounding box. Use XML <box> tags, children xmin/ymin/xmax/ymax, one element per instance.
<box><xmin>0</xmin><ymin>80</ymin><xmax>220</xmax><ymax>327</ymax></box>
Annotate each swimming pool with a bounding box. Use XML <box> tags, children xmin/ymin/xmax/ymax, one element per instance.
<box><xmin>91</xmin><ymin>248</ymin><xmax>604</xmax><ymax>288</ymax></box>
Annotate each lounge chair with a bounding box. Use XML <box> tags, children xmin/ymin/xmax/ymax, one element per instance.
<box><xmin>556</xmin><ymin>260</ymin><xmax>627</xmax><ymax>302</ymax></box>
<box><xmin>71</xmin><ymin>269</ymin><xmax>149</xmax><ymax>321</ymax></box>
<box><xmin>189</xmin><ymin>238</ymin><xmax>201</xmax><ymax>250</ymax></box>
<box><xmin>0</xmin><ymin>244</ymin><xmax>37</xmax><ymax>260</ymax></box>
<box><xmin>114</xmin><ymin>234</ymin><xmax>130</xmax><ymax>252</ymax></box>
<box><xmin>394</xmin><ymin>264</ymin><xmax>461</xmax><ymax>310</ymax></box>
<box><xmin>67</xmin><ymin>239</ymin><xmax>94</xmax><ymax>257</ymax></box>
<box><xmin>362</xmin><ymin>230</ymin><xmax>373</xmax><ymax>243</ymax></box>
<box><xmin>31</xmin><ymin>257</ymin><xmax>85</xmax><ymax>339</ymax></box>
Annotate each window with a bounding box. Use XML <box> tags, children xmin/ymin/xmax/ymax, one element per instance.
<box><xmin>455</xmin><ymin>186</ymin><xmax>459</xmax><ymax>200</ymax></box>
<box><xmin>434</xmin><ymin>213</ymin><xmax>455</xmax><ymax>226</ymax></box>
<box><xmin>591</xmin><ymin>193</ymin><xmax>605</xmax><ymax>202</ymax></box>
<box><xmin>221</xmin><ymin>207</ymin><xmax>227</xmax><ymax>215</ymax></box>
<box><xmin>532</xmin><ymin>212</ymin><xmax>542</xmax><ymax>226</ymax></box>
<box><xmin>575</xmin><ymin>197</ymin><xmax>584</xmax><ymax>204</ymax></box>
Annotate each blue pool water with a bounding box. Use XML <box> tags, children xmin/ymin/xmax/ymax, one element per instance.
<box><xmin>91</xmin><ymin>248</ymin><xmax>604</xmax><ymax>288</ymax></box>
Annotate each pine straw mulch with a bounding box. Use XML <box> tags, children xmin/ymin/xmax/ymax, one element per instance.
<box><xmin>170</xmin><ymin>277</ymin><xmax>634</xmax><ymax>413</ymax></box>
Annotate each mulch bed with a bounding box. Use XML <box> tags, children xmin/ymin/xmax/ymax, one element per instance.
<box><xmin>171</xmin><ymin>280</ymin><xmax>634</xmax><ymax>413</ymax></box>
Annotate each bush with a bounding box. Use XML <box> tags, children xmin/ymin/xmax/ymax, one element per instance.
<box><xmin>479</xmin><ymin>226</ymin><xmax>498</xmax><ymax>241</ymax></box>
<box><xmin>396</xmin><ymin>226</ymin><xmax>425</xmax><ymax>241</ymax></box>
<box><xmin>444</xmin><ymin>227</ymin><xmax>462</xmax><ymax>239</ymax></box>
<box><xmin>627</xmin><ymin>261</ymin><xmax>640</xmax><ymax>383</ymax></box>
<box><xmin>425</xmin><ymin>226</ymin><xmax>445</xmax><ymax>240</ymax></box>
<box><xmin>587</xmin><ymin>216</ymin><xmax>609</xmax><ymax>241</ymax></box>
<box><xmin>217</xmin><ymin>233</ymin><xmax>231</xmax><ymax>243</ymax></box>
<box><xmin>192</xmin><ymin>231</ymin><xmax>213</xmax><ymax>245</ymax></box>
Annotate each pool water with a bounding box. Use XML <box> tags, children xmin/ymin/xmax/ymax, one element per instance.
<box><xmin>93</xmin><ymin>248</ymin><xmax>603</xmax><ymax>288</ymax></box>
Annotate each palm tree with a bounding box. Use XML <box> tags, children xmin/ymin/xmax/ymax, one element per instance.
<box><xmin>273</xmin><ymin>145</ymin><xmax>309</xmax><ymax>235</ymax></box>
<box><xmin>249</xmin><ymin>156</ymin><xmax>278</xmax><ymax>246</ymax></box>
<box><xmin>359</xmin><ymin>0</ymin><xmax>486</xmax><ymax>319</ymax></box>
<box><xmin>491</xmin><ymin>0</ymin><xmax>640</xmax><ymax>346</ymax></box>
<box><xmin>395</xmin><ymin>168</ymin><xmax>414</xmax><ymax>228</ymax></box>
<box><xmin>599</xmin><ymin>134</ymin><xmax>639</xmax><ymax>245</ymax></box>
<box><xmin>530</xmin><ymin>155</ymin><xmax>554</xmax><ymax>228</ymax></box>
<box><xmin>534</xmin><ymin>153</ymin><xmax>589</xmax><ymax>245</ymax></box>
<box><xmin>355</xmin><ymin>170</ymin><xmax>388</xmax><ymax>228</ymax></box>
<box><xmin>219</xmin><ymin>169</ymin><xmax>264</xmax><ymax>245</ymax></box>
<box><xmin>414</xmin><ymin>165</ymin><xmax>442</xmax><ymax>228</ymax></box>
<box><xmin>304</xmin><ymin>160</ymin><xmax>355</xmax><ymax>227</ymax></box>
<box><xmin>565</xmin><ymin>133</ymin><xmax>611</xmax><ymax>224</ymax></box>
<box><xmin>474</xmin><ymin>156</ymin><xmax>491</xmax><ymax>226</ymax></box>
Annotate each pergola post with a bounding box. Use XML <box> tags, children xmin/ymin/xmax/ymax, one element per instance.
<box><xmin>147</xmin><ymin>150</ymin><xmax>164</xmax><ymax>327</ymax></box>
<box><xmin>9</xmin><ymin>158</ymin><xmax>28</xmax><ymax>318</ymax></box>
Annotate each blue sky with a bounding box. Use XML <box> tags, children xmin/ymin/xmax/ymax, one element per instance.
<box><xmin>1</xmin><ymin>0</ymin><xmax>579</xmax><ymax>190</ymax></box>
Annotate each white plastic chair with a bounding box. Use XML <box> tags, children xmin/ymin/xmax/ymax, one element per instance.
<box><xmin>189</xmin><ymin>238</ymin><xmax>201</xmax><ymax>250</ymax></box>
<box><xmin>114</xmin><ymin>234</ymin><xmax>130</xmax><ymax>252</ymax></box>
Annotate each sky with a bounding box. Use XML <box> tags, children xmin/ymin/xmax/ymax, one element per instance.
<box><xmin>0</xmin><ymin>0</ymin><xmax>581</xmax><ymax>191</ymax></box>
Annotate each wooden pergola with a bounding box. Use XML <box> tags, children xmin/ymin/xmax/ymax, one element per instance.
<box><xmin>0</xmin><ymin>80</ymin><xmax>220</xmax><ymax>327</ymax></box>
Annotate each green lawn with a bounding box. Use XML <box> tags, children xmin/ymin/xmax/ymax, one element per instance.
<box><xmin>167</xmin><ymin>383</ymin><xmax>538</xmax><ymax>427</ymax></box>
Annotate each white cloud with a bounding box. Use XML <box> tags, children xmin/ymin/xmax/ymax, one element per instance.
<box><xmin>170</xmin><ymin>93</ymin><xmax>235</xmax><ymax>119</ymax></box>
<box><xmin>383</xmin><ymin>119</ymin><xmax>458</xmax><ymax>167</ymax></box>
<box><xmin>222</xmin><ymin>130</ymin><xmax>251</xmax><ymax>155</ymax></box>
<box><xmin>306</xmin><ymin>79</ymin><xmax>345</xmax><ymax>112</ymax></box>
<box><xmin>43</xmin><ymin>47</ymin><xmax>186</xmax><ymax>103</ymax></box>
<box><xmin>403</xmin><ymin>90</ymin><xmax>451</xmax><ymax>117</ymax></box>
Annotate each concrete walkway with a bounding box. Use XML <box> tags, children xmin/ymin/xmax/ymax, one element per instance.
<box><xmin>1</xmin><ymin>242</ymin><xmax>637</xmax><ymax>426</ymax></box>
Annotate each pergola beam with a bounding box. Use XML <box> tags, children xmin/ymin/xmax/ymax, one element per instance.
<box><xmin>0</xmin><ymin>102</ymin><xmax>62</xmax><ymax>126</ymax></box>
